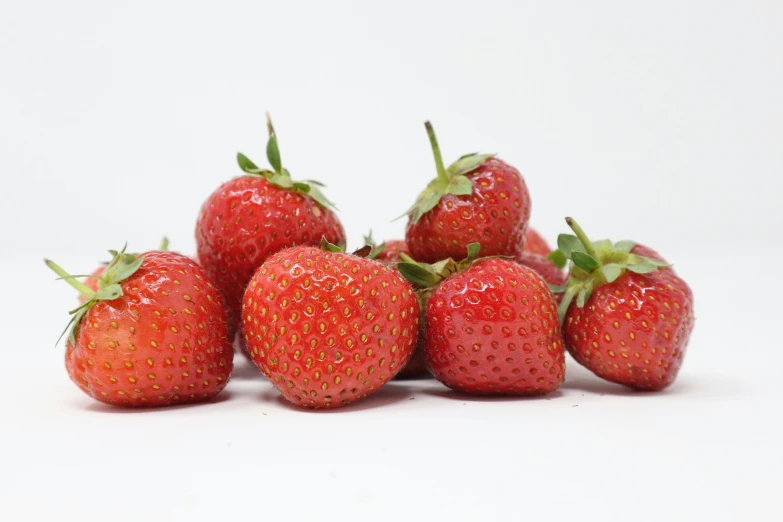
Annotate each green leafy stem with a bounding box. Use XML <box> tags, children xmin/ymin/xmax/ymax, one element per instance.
<box><xmin>548</xmin><ymin>217</ymin><xmax>670</xmax><ymax>324</ymax></box>
<box><xmin>46</xmin><ymin>244</ymin><xmax>145</xmax><ymax>345</ymax></box>
<box><xmin>237</xmin><ymin>113</ymin><xmax>336</xmax><ymax>211</ymax></box>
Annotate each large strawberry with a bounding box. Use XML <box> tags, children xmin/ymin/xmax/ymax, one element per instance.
<box><xmin>47</xmin><ymin>246</ymin><xmax>233</xmax><ymax>407</ymax></box>
<box><xmin>550</xmin><ymin>218</ymin><xmax>694</xmax><ymax>391</ymax></box>
<box><xmin>398</xmin><ymin>245</ymin><xmax>565</xmax><ymax>395</ymax></box>
<box><xmin>402</xmin><ymin>121</ymin><xmax>531</xmax><ymax>264</ymax></box>
<box><xmin>242</xmin><ymin>240</ymin><xmax>420</xmax><ymax>409</ymax></box>
<box><xmin>196</xmin><ymin>114</ymin><xmax>345</xmax><ymax>333</ymax></box>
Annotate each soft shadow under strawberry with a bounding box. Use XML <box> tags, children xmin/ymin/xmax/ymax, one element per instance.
<box><xmin>258</xmin><ymin>383</ymin><xmax>415</xmax><ymax>413</ymax></box>
<box><xmin>82</xmin><ymin>391</ymin><xmax>234</xmax><ymax>414</ymax></box>
<box><xmin>422</xmin><ymin>388</ymin><xmax>564</xmax><ymax>402</ymax></box>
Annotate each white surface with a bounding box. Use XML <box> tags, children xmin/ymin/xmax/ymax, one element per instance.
<box><xmin>1</xmin><ymin>1</ymin><xmax>782</xmax><ymax>521</ymax></box>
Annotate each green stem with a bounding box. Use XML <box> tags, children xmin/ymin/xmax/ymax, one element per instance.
<box><xmin>425</xmin><ymin>121</ymin><xmax>449</xmax><ymax>185</ymax></box>
<box><xmin>565</xmin><ymin>217</ymin><xmax>598</xmax><ymax>259</ymax></box>
<box><xmin>265</xmin><ymin>112</ymin><xmax>276</xmax><ymax>138</ymax></box>
<box><xmin>45</xmin><ymin>259</ymin><xmax>96</xmax><ymax>300</ymax></box>
<box><xmin>159</xmin><ymin>236</ymin><xmax>169</xmax><ymax>251</ymax></box>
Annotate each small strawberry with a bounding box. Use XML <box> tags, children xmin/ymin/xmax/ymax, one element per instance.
<box><xmin>517</xmin><ymin>251</ymin><xmax>566</xmax><ymax>289</ymax></box>
<box><xmin>398</xmin><ymin>244</ymin><xmax>565</xmax><ymax>395</ymax></box>
<box><xmin>524</xmin><ymin>228</ymin><xmax>552</xmax><ymax>256</ymax></box>
<box><xmin>80</xmin><ymin>237</ymin><xmax>171</xmax><ymax>303</ymax></box>
<box><xmin>242</xmin><ymin>239</ymin><xmax>420</xmax><ymax>409</ymax></box>
<box><xmin>196</xmin><ymin>113</ymin><xmax>345</xmax><ymax>333</ymax></box>
<box><xmin>550</xmin><ymin>218</ymin><xmax>694</xmax><ymax>391</ymax></box>
<box><xmin>362</xmin><ymin>231</ymin><xmax>410</xmax><ymax>264</ymax></box>
<box><xmin>402</xmin><ymin>121</ymin><xmax>531</xmax><ymax>264</ymax></box>
<box><xmin>47</xmin><ymin>246</ymin><xmax>233</xmax><ymax>407</ymax></box>
<box><xmin>392</xmin><ymin>333</ymin><xmax>429</xmax><ymax>380</ymax></box>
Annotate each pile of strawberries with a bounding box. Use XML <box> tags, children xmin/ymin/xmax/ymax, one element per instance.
<box><xmin>48</xmin><ymin>116</ymin><xmax>695</xmax><ymax>409</ymax></box>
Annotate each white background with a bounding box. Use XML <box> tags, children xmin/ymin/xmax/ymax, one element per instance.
<box><xmin>1</xmin><ymin>1</ymin><xmax>781</xmax><ymax>520</ymax></box>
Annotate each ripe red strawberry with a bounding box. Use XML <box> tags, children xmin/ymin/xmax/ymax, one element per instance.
<box><xmin>375</xmin><ymin>240</ymin><xmax>410</xmax><ymax>263</ymax></box>
<box><xmin>242</xmin><ymin>241</ymin><xmax>420</xmax><ymax>408</ymax></box>
<box><xmin>524</xmin><ymin>228</ymin><xmax>551</xmax><ymax>256</ymax></box>
<box><xmin>393</xmin><ymin>337</ymin><xmax>429</xmax><ymax>380</ymax></box>
<box><xmin>362</xmin><ymin>231</ymin><xmax>410</xmax><ymax>264</ymax></box>
<box><xmin>516</xmin><ymin>252</ymin><xmax>566</xmax><ymax>288</ymax></box>
<box><xmin>403</xmin><ymin>121</ymin><xmax>531</xmax><ymax>264</ymax></box>
<box><xmin>196</xmin><ymin>114</ymin><xmax>345</xmax><ymax>333</ymax></box>
<box><xmin>551</xmin><ymin>218</ymin><xmax>694</xmax><ymax>391</ymax></box>
<box><xmin>80</xmin><ymin>237</ymin><xmax>171</xmax><ymax>304</ymax></box>
<box><xmin>47</xmin><ymin>247</ymin><xmax>234</xmax><ymax>407</ymax></box>
<box><xmin>398</xmin><ymin>245</ymin><xmax>565</xmax><ymax>394</ymax></box>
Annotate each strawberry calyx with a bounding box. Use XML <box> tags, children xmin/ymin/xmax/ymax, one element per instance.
<box><xmin>549</xmin><ymin>217</ymin><xmax>670</xmax><ymax>324</ymax></box>
<box><xmin>400</xmin><ymin>121</ymin><xmax>495</xmax><ymax>224</ymax></box>
<box><xmin>318</xmin><ymin>236</ymin><xmax>356</xmax><ymax>256</ymax></box>
<box><xmin>396</xmin><ymin>242</ymin><xmax>481</xmax><ymax>288</ymax></box>
<box><xmin>237</xmin><ymin>113</ymin><xmax>336</xmax><ymax>211</ymax></box>
<box><xmin>96</xmin><ymin>236</ymin><xmax>169</xmax><ymax>265</ymax></box>
<box><xmin>46</xmin><ymin>244</ymin><xmax>145</xmax><ymax>345</ymax></box>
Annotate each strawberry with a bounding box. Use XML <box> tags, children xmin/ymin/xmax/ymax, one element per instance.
<box><xmin>377</xmin><ymin>240</ymin><xmax>410</xmax><ymax>263</ymax></box>
<box><xmin>241</xmin><ymin>240</ymin><xmax>420</xmax><ymax>408</ymax></box>
<box><xmin>363</xmin><ymin>231</ymin><xmax>410</xmax><ymax>264</ymax></box>
<box><xmin>398</xmin><ymin>245</ymin><xmax>565</xmax><ymax>394</ymax></box>
<box><xmin>524</xmin><ymin>228</ymin><xmax>552</xmax><ymax>256</ymax></box>
<box><xmin>402</xmin><ymin>121</ymin><xmax>531</xmax><ymax>264</ymax></box>
<box><xmin>47</xmin><ymin>246</ymin><xmax>233</xmax><ymax>407</ymax></box>
<box><xmin>550</xmin><ymin>218</ymin><xmax>694</xmax><ymax>391</ymax></box>
<box><xmin>196</xmin><ymin>114</ymin><xmax>345</xmax><ymax>333</ymax></box>
<box><xmin>516</xmin><ymin>252</ymin><xmax>566</xmax><ymax>289</ymax></box>
<box><xmin>80</xmin><ymin>237</ymin><xmax>171</xmax><ymax>304</ymax></box>
<box><xmin>392</xmin><ymin>338</ymin><xmax>429</xmax><ymax>380</ymax></box>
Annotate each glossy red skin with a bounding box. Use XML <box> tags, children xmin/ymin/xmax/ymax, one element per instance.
<box><xmin>425</xmin><ymin>258</ymin><xmax>565</xmax><ymax>395</ymax></box>
<box><xmin>564</xmin><ymin>246</ymin><xmax>693</xmax><ymax>391</ymax></box>
<box><xmin>242</xmin><ymin>247</ymin><xmax>420</xmax><ymax>409</ymax></box>
<box><xmin>631</xmin><ymin>244</ymin><xmax>667</xmax><ymax>264</ymax></box>
<box><xmin>65</xmin><ymin>251</ymin><xmax>234</xmax><ymax>406</ymax></box>
<box><xmin>406</xmin><ymin>158</ymin><xmax>531</xmax><ymax>263</ymax></box>
<box><xmin>376</xmin><ymin>239</ymin><xmax>410</xmax><ymax>263</ymax></box>
<box><xmin>524</xmin><ymin>228</ymin><xmax>551</xmax><ymax>256</ymax></box>
<box><xmin>196</xmin><ymin>176</ymin><xmax>345</xmax><ymax>332</ymax></box>
<box><xmin>516</xmin><ymin>252</ymin><xmax>566</xmax><ymax>288</ymax></box>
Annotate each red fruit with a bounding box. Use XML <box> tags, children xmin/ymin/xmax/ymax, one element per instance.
<box><xmin>363</xmin><ymin>232</ymin><xmax>411</xmax><ymax>265</ymax></box>
<box><xmin>242</xmin><ymin>243</ymin><xmax>420</xmax><ymax>409</ymax></box>
<box><xmin>403</xmin><ymin>121</ymin><xmax>531</xmax><ymax>264</ymax></box>
<box><xmin>394</xmin><ymin>334</ymin><xmax>430</xmax><ymax>379</ymax></box>
<box><xmin>524</xmin><ymin>228</ymin><xmax>551</xmax><ymax>256</ymax></box>
<box><xmin>516</xmin><ymin>252</ymin><xmax>566</xmax><ymax>288</ymax></box>
<box><xmin>553</xmin><ymin>218</ymin><xmax>694</xmax><ymax>391</ymax></box>
<box><xmin>398</xmin><ymin>248</ymin><xmax>565</xmax><ymax>395</ymax></box>
<box><xmin>47</xmin><ymin>248</ymin><xmax>233</xmax><ymax>407</ymax></box>
<box><xmin>630</xmin><ymin>244</ymin><xmax>667</xmax><ymax>264</ymax></box>
<box><xmin>196</xmin><ymin>114</ymin><xmax>345</xmax><ymax>332</ymax></box>
<box><xmin>376</xmin><ymin>240</ymin><xmax>410</xmax><ymax>263</ymax></box>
